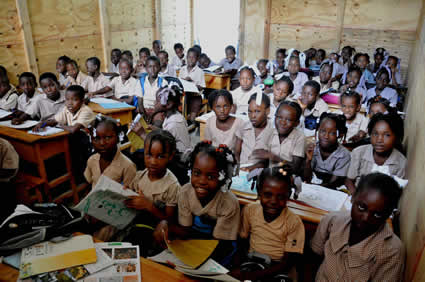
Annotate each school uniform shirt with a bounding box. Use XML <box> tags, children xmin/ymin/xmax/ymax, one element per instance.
<box><xmin>347</xmin><ymin>144</ymin><xmax>407</xmax><ymax>184</ymax></box>
<box><xmin>0</xmin><ymin>85</ymin><xmax>18</xmax><ymax>111</ymax></box>
<box><xmin>109</xmin><ymin>63</ymin><xmax>119</xmax><ymax>74</ymax></box>
<box><xmin>311</xmin><ymin>143</ymin><xmax>351</xmax><ymax>177</ymax></box>
<box><xmin>87</xmin><ymin>73</ymin><xmax>113</xmax><ymax>98</ymax></box>
<box><xmin>159</xmin><ymin>64</ymin><xmax>177</xmax><ymax>77</ymax></box>
<box><xmin>364</xmin><ymin>86</ymin><xmax>398</xmax><ymax>106</ymax></box>
<box><xmin>63</xmin><ymin>71</ymin><xmax>89</xmax><ymax>91</ymax></box>
<box><xmin>141</xmin><ymin>76</ymin><xmax>168</xmax><ymax>109</ymax></box>
<box><xmin>312</xmin><ymin>76</ymin><xmax>340</xmax><ymax>93</ymax></box>
<box><xmin>84</xmin><ymin>149</ymin><xmax>137</xmax><ymax>187</ymax></box>
<box><xmin>331</xmin><ymin>62</ymin><xmax>346</xmax><ymax>77</ymax></box>
<box><xmin>361</xmin><ymin>68</ymin><xmax>375</xmax><ymax>84</ymax></box>
<box><xmin>170</xmin><ymin>55</ymin><xmax>185</xmax><ymax>69</ymax></box>
<box><xmin>0</xmin><ymin>137</ymin><xmax>19</xmax><ymax>182</ymax></box>
<box><xmin>218</xmin><ymin>57</ymin><xmax>243</xmax><ymax>82</ymax></box>
<box><xmin>204</xmin><ymin>115</ymin><xmax>244</xmax><ymax>152</ymax></box>
<box><xmin>128</xmin><ymin>168</ymin><xmax>180</xmax><ymax>207</ymax></box>
<box><xmin>178</xmin><ymin>65</ymin><xmax>206</xmax><ymax>88</ymax></box>
<box><xmin>236</xmin><ymin>119</ymin><xmax>274</xmax><ymax>165</ymax></box>
<box><xmin>311</xmin><ymin>211</ymin><xmax>405</xmax><ymax>282</ymax></box>
<box><xmin>178</xmin><ymin>183</ymin><xmax>240</xmax><ymax>240</ymax></box>
<box><xmin>162</xmin><ymin>112</ymin><xmax>192</xmax><ymax>155</ymax></box>
<box><xmin>303</xmin><ymin>98</ymin><xmax>329</xmax><ymax>118</ymax></box>
<box><xmin>108</xmin><ymin>76</ymin><xmax>143</xmax><ymax>99</ymax></box>
<box><xmin>231</xmin><ymin>86</ymin><xmax>257</xmax><ymax>114</ymax></box>
<box><xmin>27</xmin><ymin>92</ymin><xmax>65</xmax><ymax>120</ymax></box>
<box><xmin>345</xmin><ymin>113</ymin><xmax>369</xmax><ymax>141</ymax></box>
<box><xmin>16</xmin><ymin>91</ymin><xmax>42</xmax><ymax>114</ymax></box>
<box><xmin>58</xmin><ymin>73</ymin><xmax>68</xmax><ymax>87</ymax></box>
<box><xmin>54</xmin><ymin>104</ymin><xmax>95</xmax><ymax>128</ymax></box>
<box><xmin>268</xmin><ymin>128</ymin><xmax>305</xmax><ymax>164</ymax></box>
<box><xmin>391</xmin><ymin>70</ymin><xmax>404</xmax><ymax>86</ymax></box>
<box><xmin>240</xmin><ymin>203</ymin><xmax>305</xmax><ymax>261</ymax></box>
<box><xmin>280</xmin><ymin>72</ymin><xmax>308</xmax><ymax>97</ymax></box>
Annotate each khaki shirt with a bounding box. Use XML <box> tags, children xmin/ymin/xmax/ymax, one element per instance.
<box><xmin>54</xmin><ymin>104</ymin><xmax>95</xmax><ymax>128</ymax></box>
<box><xmin>280</xmin><ymin>72</ymin><xmax>308</xmax><ymax>96</ymax></box>
<box><xmin>311</xmin><ymin>143</ymin><xmax>351</xmax><ymax>177</ymax></box>
<box><xmin>345</xmin><ymin>113</ymin><xmax>369</xmax><ymax>141</ymax></box>
<box><xmin>231</xmin><ymin>86</ymin><xmax>257</xmax><ymax>114</ymax></box>
<box><xmin>108</xmin><ymin>76</ymin><xmax>142</xmax><ymax>99</ymax></box>
<box><xmin>178</xmin><ymin>65</ymin><xmax>206</xmax><ymax>88</ymax></box>
<box><xmin>268</xmin><ymin>128</ymin><xmax>305</xmax><ymax>164</ymax></box>
<box><xmin>0</xmin><ymin>85</ymin><xmax>18</xmax><ymax>110</ymax></box>
<box><xmin>0</xmin><ymin>137</ymin><xmax>19</xmax><ymax>182</ymax></box>
<box><xmin>87</xmin><ymin>73</ymin><xmax>113</xmax><ymax>97</ymax></box>
<box><xmin>163</xmin><ymin>113</ymin><xmax>192</xmax><ymax>155</ymax></box>
<box><xmin>303</xmin><ymin>97</ymin><xmax>329</xmax><ymax>118</ymax></box>
<box><xmin>63</xmin><ymin>71</ymin><xmax>89</xmax><ymax>91</ymax></box>
<box><xmin>141</xmin><ymin>77</ymin><xmax>168</xmax><ymax>109</ymax></box>
<box><xmin>313</xmin><ymin>76</ymin><xmax>340</xmax><ymax>93</ymax></box>
<box><xmin>204</xmin><ymin>115</ymin><xmax>244</xmax><ymax>153</ymax></box>
<box><xmin>16</xmin><ymin>90</ymin><xmax>42</xmax><ymax>114</ymax></box>
<box><xmin>28</xmin><ymin>92</ymin><xmax>65</xmax><ymax>120</ymax></box>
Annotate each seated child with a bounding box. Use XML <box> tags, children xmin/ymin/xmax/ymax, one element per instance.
<box><xmin>312</xmin><ymin>61</ymin><xmax>340</xmax><ymax>93</ymax></box>
<box><xmin>0</xmin><ymin>137</ymin><xmax>19</xmax><ymax>220</ymax></box>
<box><xmin>368</xmin><ymin>47</ymin><xmax>386</xmax><ymax>75</ymax></box>
<box><xmin>121</xmin><ymin>50</ymin><xmax>134</xmax><ymax>66</ymax></box>
<box><xmin>270</xmin><ymin>48</ymin><xmax>286</xmax><ymax>74</ymax></box>
<box><xmin>386</xmin><ymin>55</ymin><xmax>403</xmax><ymax>87</ymax></box>
<box><xmin>84</xmin><ymin>115</ymin><xmax>136</xmax><ymax>188</ymax></box>
<box><xmin>269</xmin><ymin>76</ymin><xmax>294</xmax><ymax>119</ymax></box>
<box><xmin>278</xmin><ymin>55</ymin><xmax>308</xmax><ymax>97</ymax></box>
<box><xmin>56</xmin><ymin>55</ymin><xmax>71</xmax><ymax>87</ymax></box>
<box><xmin>205</xmin><ymin>89</ymin><xmax>244</xmax><ymax>152</ymax></box>
<box><xmin>345</xmin><ymin>113</ymin><xmax>406</xmax><ymax>194</ymax></box>
<box><xmin>231</xmin><ymin>66</ymin><xmax>257</xmax><ymax>114</ymax></box>
<box><xmin>260</xmin><ymin>101</ymin><xmax>305</xmax><ymax>174</ymax></box>
<box><xmin>367</xmin><ymin>96</ymin><xmax>393</xmax><ymax>118</ymax></box>
<box><xmin>329</xmin><ymin>52</ymin><xmax>346</xmax><ymax>77</ymax></box>
<box><xmin>199</xmin><ymin>53</ymin><xmax>215</xmax><ymax>69</ymax></box>
<box><xmin>108</xmin><ymin>48</ymin><xmax>121</xmax><ymax>74</ymax></box>
<box><xmin>153</xmin><ymin>142</ymin><xmax>240</xmax><ymax>266</ymax></box>
<box><xmin>89</xmin><ymin>59</ymin><xmax>142</xmax><ymax>102</ymax></box>
<box><xmin>314</xmin><ymin>48</ymin><xmax>326</xmax><ymax>66</ymax></box>
<box><xmin>235</xmin><ymin>93</ymin><xmax>274</xmax><ymax>170</ymax></box>
<box><xmin>63</xmin><ymin>60</ymin><xmax>89</xmax><ymax>91</ymax></box>
<box><xmin>11</xmin><ymin>72</ymin><xmax>41</xmax><ymax>124</ymax></box>
<box><xmin>218</xmin><ymin>45</ymin><xmax>243</xmax><ymax>89</ymax></box>
<box><xmin>28</xmin><ymin>72</ymin><xmax>65</xmax><ymax>121</ymax></box>
<box><xmin>338</xmin><ymin>45</ymin><xmax>354</xmax><ymax>72</ymax></box>
<box><xmin>304</xmin><ymin>113</ymin><xmax>351</xmax><ymax>188</ymax></box>
<box><xmin>298</xmin><ymin>80</ymin><xmax>328</xmax><ymax>132</ymax></box>
<box><xmin>340</xmin><ymin>90</ymin><xmax>369</xmax><ymax>143</ymax></box>
<box><xmin>364</xmin><ymin>67</ymin><xmax>398</xmax><ymax>107</ymax></box>
<box><xmin>254</xmin><ymin>59</ymin><xmax>272</xmax><ymax>86</ymax></box>
<box><xmin>134</xmin><ymin>48</ymin><xmax>150</xmax><ymax>75</ymax></box>
<box><xmin>353</xmin><ymin>52</ymin><xmax>375</xmax><ymax>85</ymax></box>
<box><xmin>339</xmin><ymin>66</ymin><xmax>367</xmax><ymax>101</ymax></box>
<box><xmin>178</xmin><ymin>47</ymin><xmax>206</xmax><ymax>122</ymax></box>
<box><xmin>86</xmin><ymin>57</ymin><xmax>113</xmax><ymax>98</ymax></box>
<box><xmin>0</xmin><ymin>74</ymin><xmax>18</xmax><ymax>111</ymax></box>
<box><xmin>158</xmin><ymin>51</ymin><xmax>176</xmax><ymax>77</ymax></box>
<box><xmin>311</xmin><ymin>172</ymin><xmax>405</xmax><ymax>281</ymax></box>
<box><xmin>170</xmin><ymin>43</ymin><xmax>185</xmax><ymax>69</ymax></box>
<box><xmin>152</xmin><ymin>40</ymin><xmax>162</xmax><ymax>57</ymax></box>
<box><xmin>233</xmin><ymin>167</ymin><xmax>304</xmax><ymax>281</ymax></box>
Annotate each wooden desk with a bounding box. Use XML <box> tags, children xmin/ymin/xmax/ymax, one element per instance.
<box><xmin>0</xmin><ymin>126</ymin><xmax>82</xmax><ymax>204</ymax></box>
<box><xmin>88</xmin><ymin>102</ymin><xmax>135</xmax><ymax>126</ymax></box>
<box><xmin>204</xmin><ymin>73</ymin><xmax>231</xmax><ymax>90</ymax></box>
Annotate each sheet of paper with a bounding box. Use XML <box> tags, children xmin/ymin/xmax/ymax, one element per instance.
<box><xmin>28</xmin><ymin>126</ymin><xmax>64</xmax><ymax>136</ymax></box>
<box><xmin>90</xmin><ymin>97</ymin><xmax>120</xmax><ymax>104</ymax></box>
<box><xmin>179</xmin><ymin>78</ymin><xmax>199</xmax><ymax>93</ymax></box>
<box><xmin>0</xmin><ymin>120</ymin><xmax>39</xmax><ymax>129</ymax></box>
<box><xmin>203</xmin><ymin>65</ymin><xmax>222</xmax><ymax>72</ymax></box>
<box><xmin>166</xmin><ymin>239</ymin><xmax>218</xmax><ymax>269</ymax></box>
<box><xmin>84</xmin><ymin>247</ymin><xmax>114</xmax><ymax>274</ymax></box>
<box><xmin>297</xmin><ymin>183</ymin><xmax>349</xmax><ymax>211</ymax></box>
<box><xmin>231</xmin><ymin>170</ymin><xmax>257</xmax><ymax>197</ymax></box>
<box><xmin>0</xmin><ymin>109</ymin><xmax>12</xmax><ymax>119</ymax></box>
<box><xmin>73</xmin><ymin>176</ymin><xmax>139</xmax><ymax>229</ymax></box>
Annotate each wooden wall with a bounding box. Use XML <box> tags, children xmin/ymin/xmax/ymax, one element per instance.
<box><xmin>401</xmin><ymin>1</ymin><xmax>425</xmax><ymax>280</ymax></box>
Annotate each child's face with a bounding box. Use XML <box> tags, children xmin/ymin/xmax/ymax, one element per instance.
<box><xmin>275</xmin><ymin>105</ymin><xmax>299</xmax><ymax>136</ymax></box>
<box><xmin>0</xmin><ymin>80</ymin><xmax>10</xmax><ymax>96</ymax></box>
<box><xmin>239</xmin><ymin>69</ymin><xmax>254</xmax><ymax>91</ymax></box>
<box><xmin>66</xmin><ymin>64</ymin><xmax>78</xmax><ymax>79</ymax></box>
<box><xmin>153</xmin><ymin>42</ymin><xmax>161</xmax><ymax>54</ymax></box>
<box><xmin>370</xmin><ymin>121</ymin><xmax>396</xmax><ymax>154</ymax></box>
<box><xmin>40</xmin><ymin>78</ymin><xmax>60</xmax><ymax>100</ymax></box>
<box><xmin>351</xmin><ymin>189</ymin><xmax>391</xmax><ymax>235</ymax></box>
<box><xmin>144</xmin><ymin>140</ymin><xmax>173</xmax><ymax>178</ymax></box>
<box><xmin>315</xmin><ymin>52</ymin><xmax>325</xmax><ymax>64</ymax></box>
<box><xmin>287</xmin><ymin>58</ymin><xmax>300</xmax><ymax>75</ymax></box>
<box><xmin>356</xmin><ymin>55</ymin><xmax>368</xmax><ymax>70</ymax></box>
<box><xmin>186</xmin><ymin>51</ymin><xmax>198</xmax><ymax>68</ymax></box>
<box><xmin>212</xmin><ymin>96</ymin><xmax>231</xmax><ymax>122</ymax></box>
<box><xmin>139</xmin><ymin>52</ymin><xmax>149</xmax><ymax>65</ymax></box>
<box><xmin>259</xmin><ymin>178</ymin><xmax>290</xmax><ymax>222</ymax></box>
<box><xmin>92</xmin><ymin>123</ymin><xmax>118</xmax><ymax>156</ymax></box>
<box><xmin>225</xmin><ymin>49</ymin><xmax>236</xmax><ymax>62</ymax></box>
<box><xmin>248</xmin><ymin>100</ymin><xmax>269</xmax><ymax>128</ymax></box>
<box><xmin>19</xmin><ymin>77</ymin><xmax>36</xmax><ymax>96</ymax></box>
<box><xmin>386</xmin><ymin>58</ymin><xmax>397</xmax><ymax>69</ymax></box>
<box><xmin>376</xmin><ymin>73</ymin><xmax>390</xmax><ymax>90</ymax></box>
<box><xmin>341</xmin><ymin>48</ymin><xmax>351</xmax><ymax>60</ymax></box>
<box><xmin>341</xmin><ymin>96</ymin><xmax>360</xmax><ymax>121</ymax></box>
<box><xmin>319</xmin><ymin>65</ymin><xmax>332</xmax><ymax>83</ymax></box>
<box><xmin>65</xmin><ymin>91</ymin><xmax>83</xmax><ymax>114</ymax></box>
<box><xmin>56</xmin><ymin>59</ymin><xmax>66</xmax><ymax>74</ymax></box>
<box><xmin>121</xmin><ymin>54</ymin><xmax>132</xmax><ymax>63</ymax></box>
<box><xmin>347</xmin><ymin>71</ymin><xmax>360</xmax><ymax>88</ymax></box>
<box><xmin>199</xmin><ymin>56</ymin><xmax>210</xmax><ymax>69</ymax></box>
<box><xmin>111</xmin><ymin>51</ymin><xmax>121</xmax><ymax>65</ymax></box>
<box><xmin>273</xmin><ymin>81</ymin><xmax>290</xmax><ymax>102</ymax></box>
<box><xmin>329</xmin><ymin>53</ymin><xmax>339</xmax><ymax>63</ymax></box>
<box><xmin>158</xmin><ymin>53</ymin><xmax>168</xmax><ymax>68</ymax></box>
<box><xmin>318</xmin><ymin>119</ymin><xmax>338</xmax><ymax>150</ymax></box>
<box><xmin>191</xmin><ymin>153</ymin><xmax>220</xmax><ymax>201</ymax></box>
<box><xmin>119</xmin><ymin>61</ymin><xmax>132</xmax><ymax>80</ymax></box>
<box><xmin>276</xmin><ymin>51</ymin><xmax>285</xmax><ymax>65</ymax></box>
<box><xmin>86</xmin><ymin>61</ymin><xmax>98</xmax><ymax>76</ymax></box>
<box><xmin>369</xmin><ymin>103</ymin><xmax>387</xmax><ymax>117</ymax></box>
<box><xmin>300</xmin><ymin>85</ymin><xmax>318</xmax><ymax>107</ymax></box>
<box><xmin>257</xmin><ymin>61</ymin><xmax>268</xmax><ymax>78</ymax></box>
<box><xmin>374</xmin><ymin>54</ymin><xmax>384</xmax><ymax>67</ymax></box>
<box><xmin>146</xmin><ymin>60</ymin><xmax>160</xmax><ymax>78</ymax></box>
<box><xmin>175</xmin><ymin>47</ymin><xmax>184</xmax><ymax>59</ymax></box>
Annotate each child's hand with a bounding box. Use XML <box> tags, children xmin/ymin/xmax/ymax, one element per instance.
<box><xmin>124</xmin><ymin>194</ymin><xmax>153</xmax><ymax>211</ymax></box>
<box><xmin>93</xmin><ymin>225</ymin><xmax>118</xmax><ymax>242</ymax></box>
<box><xmin>306</xmin><ymin>143</ymin><xmax>315</xmax><ymax>161</ymax></box>
<box><xmin>11</xmin><ymin>118</ymin><xmax>23</xmax><ymax>125</ymax></box>
<box><xmin>297</xmin><ymin>99</ymin><xmax>308</xmax><ymax>111</ymax></box>
<box><xmin>348</xmin><ymin>131</ymin><xmax>366</xmax><ymax>143</ymax></box>
<box><xmin>32</xmin><ymin>122</ymin><xmax>46</xmax><ymax>132</ymax></box>
<box><xmin>153</xmin><ymin>220</ymin><xmax>170</xmax><ymax>249</ymax></box>
<box><xmin>87</xmin><ymin>92</ymin><xmax>94</xmax><ymax>99</ymax></box>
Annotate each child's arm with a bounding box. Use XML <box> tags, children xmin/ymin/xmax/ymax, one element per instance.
<box><xmin>87</xmin><ymin>86</ymin><xmax>113</xmax><ymax>98</ymax></box>
<box><xmin>11</xmin><ymin>112</ymin><xmax>32</xmax><ymax>125</ymax></box>
<box><xmin>61</xmin><ymin>123</ymin><xmax>85</xmax><ymax>134</ymax></box>
<box><xmin>124</xmin><ymin>194</ymin><xmax>176</xmax><ymax>221</ymax></box>
<box><xmin>345</xmin><ymin>178</ymin><xmax>356</xmax><ymax>194</ymax></box>
<box><xmin>32</xmin><ymin>119</ymin><xmax>58</xmax><ymax>132</ymax></box>
<box><xmin>234</xmin><ymin>137</ymin><xmax>243</xmax><ymax>164</ymax></box>
<box><xmin>153</xmin><ymin>220</ymin><xmax>202</xmax><ymax>249</ymax></box>
<box><xmin>348</xmin><ymin>130</ymin><xmax>366</xmax><ymax>143</ymax></box>
<box><xmin>303</xmin><ymin>143</ymin><xmax>314</xmax><ymax>182</ymax></box>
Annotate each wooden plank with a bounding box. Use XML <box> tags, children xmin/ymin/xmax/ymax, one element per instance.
<box><xmin>189</xmin><ymin>0</ymin><xmax>194</xmax><ymax>45</ymax></box>
<box><xmin>15</xmin><ymin>0</ymin><xmax>39</xmax><ymax>78</ymax></box>
<box><xmin>263</xmin><ymin>0</ymin><xmax>272</xmax><ymax>59</ymax></box>
<box><xmin>98</xmin><ymin>0</ymin><xmax>111</xmax><ymax>72</ymax></box>
<box><xmin>153</xmin><ymin>0</ymin><xmax>161</xmax><ymax>40</ymax></box>
<box><xmin>238</xmin><ymin>0</ymin><xmax>246</xmax><ymax>60</ymax></box>
<box><xmin>335</xmin><ymin>0</ymin><xmax>347</xmax><ymax>52</ymax></box>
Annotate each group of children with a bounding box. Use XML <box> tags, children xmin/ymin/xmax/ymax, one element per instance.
<box><xmin>0</xmin><ymin>42</ymin><xmax>408</xmax><ymax>281</ymax></box>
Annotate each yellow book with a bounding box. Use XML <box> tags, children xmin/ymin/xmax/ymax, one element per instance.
<box><xmin>166</xmin><ymin>239</ymin><xmax>218</xmax><ymax>269</ymax></box>
<box><xmin>127</xmin><ymin>114</ymin><xmax>151</xmax><ymax>152</ymax></box>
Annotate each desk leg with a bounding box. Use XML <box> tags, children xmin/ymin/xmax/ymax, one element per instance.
<box><xmin>34</xmin><ymin>143</ymin><xmax>50</xmax><ymax>202</ymax></box>
<box><xmin>226</xmin><ymin>78</ymin><xmax>231</xmax><ymax>90</ymax></box>
<box><xmin>63</xmin><ymin>137</ymin><xmax>79</xmax><ymax>204</ymax></box>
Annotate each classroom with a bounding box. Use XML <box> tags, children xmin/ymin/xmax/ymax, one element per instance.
<box><xmin>0</xmin><ymin>0</ymin><xmax>424</xmax><ymax>281</ymax></box>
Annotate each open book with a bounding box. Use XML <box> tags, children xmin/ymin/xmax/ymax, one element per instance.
<box><xmin>73</xmin><ymin>176</ymin><xmax>139</xmax><ymax>229</ymax></box>
<box><xmin>296</xmin><ymin>183</ymin><xmax>349</xmax><ymax>211</ymax></box>
<box><xmin>127</xmin><ymin>113</ymin><xmax>151</xmax><ymax>152</ymax></box>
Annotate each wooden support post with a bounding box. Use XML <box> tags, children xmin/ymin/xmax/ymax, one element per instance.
<box><xmin>335</xmin><ymin>0</ymin><xmax>347</xmax><ymax>52</ymax></box>
<box><xmin>154</xmin><ymin>0</ymin><xmax>161</xmax><ymax>41</ymax></box>
<box><xmin>98</xmin><ymin>0</ymin><xmax>110</xmax><ymax>72</ymax></box>
<box><xmin>263</xmin><ymin>0</ymin><xmax>272</xmax><ymax>59</ymax></box>
<box><xmin>15</xmin><ymin>0</ymin><xmax>38</xmax><ymax>78</ymax></box>
<box><xmin>190</xmin><ymin>0</ymin><xmax>194</xmax><ymax>45</ymax></box>
<box><xmin>238</xmin><ymin>0</ymin><xmax>246</xmax><ymax>61</ymax></box>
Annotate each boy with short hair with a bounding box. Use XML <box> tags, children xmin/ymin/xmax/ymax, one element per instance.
<box><xmin>152</xmin><ymin>40</ymin><xmax>162</xmax><ymax>57</ymax></box>
<box><xmin>135</xmin><ymin>48</ymin><xmax>150</xmax><ymax>75</ymax></box>
<box><xmin>11</xmin><ymin>72</ymin><xmax>41</xmax><ymax>124</ymax></box>
<box><xmin>170</xmin><ymin>43</ymin><xmax>185</xmax><ymax>69</ymax></box>
<box><xmin>109</xmin><ymin>48</ymin><xmax>121</xmax><ymax>74</ymax></box>
<box><xmin>86</xmin><ymin>57</ymin><xmax>113</xmax><ymax>98</ymax></box>
<box><xmin>158</xmin><ymin>51</ymin><xmax>176</xmax><ymax>77</ymax></box>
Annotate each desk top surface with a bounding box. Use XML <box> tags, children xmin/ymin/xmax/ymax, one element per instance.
<box><xmin>0</xmin><ymin>126</ymin><xmax>69</xmax><ymax>143</ymax></box>
<box><xmin>88</xmin><ymin>102</ymin><xmax>135</xmax><ymax>114</ymax></box>
<box><xmin>203</xmin><ymin>72</ymin><xmax>231</xmax><ymax>78</ymax></box>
